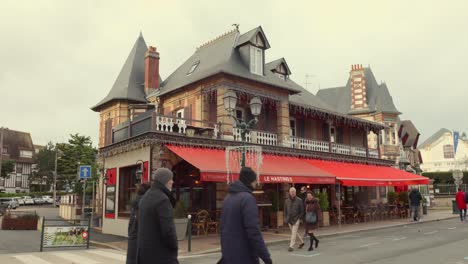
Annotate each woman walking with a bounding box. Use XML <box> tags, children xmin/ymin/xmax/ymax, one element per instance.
<box><xmin>304</xmin><ymin>192</ymin><xmax>322</xmax><ymax>251</ymax></box>
<box><xmin>126</xmin><ymin>183</ymin><xmax>151</xmax><ymax>264</ymax></box>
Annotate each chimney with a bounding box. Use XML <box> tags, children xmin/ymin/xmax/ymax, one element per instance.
<box><xmin>350</xmin><ymin>64</ymin><xmax>367</xmax><ymax>110</ymax></box>
<box><xmin>145</xmin><ymin>46</ymin><xmax>160</xmax><ymax>95</ymax></box>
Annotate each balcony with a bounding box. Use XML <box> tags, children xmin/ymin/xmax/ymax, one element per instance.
<box><xmin>110</xmin><ymin>113</ymin><xmax>380</xmax><ymax>160</ymax></box>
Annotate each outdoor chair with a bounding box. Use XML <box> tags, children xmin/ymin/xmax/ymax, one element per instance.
<box><xmin>192</xmin><ymin>210</ymin><xmax>209</xmax><ymax>236</ymax></box>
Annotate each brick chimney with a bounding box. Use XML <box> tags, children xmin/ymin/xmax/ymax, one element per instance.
<box><xmin>350</xmin><ymin>64</ymin><xmax>368</xmax><ymax>110</ymax></box>
<box><xmin>145</xmin><ymin>46</ymin><xmax>160</xmax><ymax>95</ymax></box>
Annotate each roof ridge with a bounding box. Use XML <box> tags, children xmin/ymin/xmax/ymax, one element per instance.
<box><xmin>196</xmin><ymin>29</ymin><xmax>238</xmax><ymax>50</ymax></box>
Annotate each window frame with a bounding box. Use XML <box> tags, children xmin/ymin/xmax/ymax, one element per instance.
<box><xmin>250</xmin><ymin>46</ymin><xmax>263</xmax><ymax>75</ymax></box>
<box><xmin>289</xmin><ymin>118</ymin><xmax>297</xmax><ymax>137</ymax></box>
<box><xmin>443</xmin><ymin>144</ymin><xmax>455</xmax><ymax>159</ymax></box>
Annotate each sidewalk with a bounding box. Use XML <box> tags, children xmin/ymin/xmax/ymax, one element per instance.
<box><xmin>90</xmin><ymin>209</ymin><xmax>457</xmax><ymax>256</ymax></box>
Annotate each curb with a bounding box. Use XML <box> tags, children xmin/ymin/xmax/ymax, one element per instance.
<box><xmin>90</xmin><ymin>240</ymin><xmax>126</xmax><ymax>251</ymax></box>
<box><xmin>179</xmin><ymin>215</ymin><xmax>458</xmax><ymax>256</ymax></box>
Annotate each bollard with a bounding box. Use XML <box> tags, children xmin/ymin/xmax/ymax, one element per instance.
<box><xmin>187</xmin><ymin>214</ymin><xmax>192</xmax><ymax>253</ymax></box>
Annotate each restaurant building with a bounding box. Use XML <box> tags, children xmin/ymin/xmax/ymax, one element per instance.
<box><xmin>92</xmin><ymin>26</ymin><xmax>428</xmax><ymax>236</ymax></box>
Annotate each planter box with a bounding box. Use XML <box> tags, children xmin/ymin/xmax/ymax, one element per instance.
<box><xmin>2</xmin><ymin>217</ymin><xmax>38</xmax><ymax>230</ymax></box>
<box><xmin>269</xmin><ymin>211</ymin><xmax>284</xmax><ymax>228</ymax></box>
<box><xmin>321</xmin><ymin>211</ymin><xmax>330</xmax><ymax>227</ymax></box>
<box><xmin>175</xmin><ymin>218</ymin><xmax>189</xmax><ymax>241</ymax></box>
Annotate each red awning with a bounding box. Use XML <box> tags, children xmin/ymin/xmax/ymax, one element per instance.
<box><xmin>305</xmin><ymin>159</ymin><xmax>429</xmax><ymax>186</ymax></box>
<box><xmin>165</xmin><ymin>145</ymin><xmax>335</xmax><ymax>184</ymax></box>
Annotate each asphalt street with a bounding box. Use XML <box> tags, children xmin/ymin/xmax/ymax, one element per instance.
<box><xmin>181</xmin><ymin>218</ymin><xmax>468</xmax><ymax>264</ymax></box>
<box><xmin>1</xmin><ymin>211</ymin><xmax>467</xmax><ymax>264</ymax></box>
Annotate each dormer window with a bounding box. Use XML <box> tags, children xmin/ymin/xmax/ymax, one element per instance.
<box><xmin>187</xmin><ymin>61</ymin><xmax>200</xmax><ymax>75</ymax></box>
<box><xmin>250</xmin><ymin>46</ymin><xmax>263</xmax><ymax>75</ymax></box>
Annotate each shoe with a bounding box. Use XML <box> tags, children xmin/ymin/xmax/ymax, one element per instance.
<box><xmin>308</xmin><ymin>245</ymin><xmax>314</xmax><ymax>251</ymax></box>
<box><xmin>298</xmin><ymin>243</ymin><xmax>305</xmax><ymax>249</ymax></box>
<box><xmin>288</xmin><ymin>247</ymin><xmax>293</xmax><ymax>252</ymax></box>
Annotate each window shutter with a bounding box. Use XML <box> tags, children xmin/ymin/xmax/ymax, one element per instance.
<box><xmin>104</xmin><ymin>118</ymin><xmax>113</xmax><ymax>146</ymax></box>
<box><xmin>297</xmin><ymin>119</ymin><xmax>306</xmax><ymax>138</ymax></box>
<box><xmin>184</xmin><ymin>105</ymin><xmax>192</xmax><ymax>125</ymax></box>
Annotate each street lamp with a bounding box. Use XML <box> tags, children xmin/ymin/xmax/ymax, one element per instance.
<box><xmin>135</xmin><ymin>160</ymin><xmax>144</xmax><ymax>182</ymax></box>
<box><xmin>223</xmin><ymin>90</ymin><xmax>262</xmax><ymax>167</ymax></box>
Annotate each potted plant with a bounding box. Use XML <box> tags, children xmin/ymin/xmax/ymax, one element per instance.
<box><xmin>387</xmin><ymin>191</ymin><xmax>398</xmax><ymax>205</ymax></box>
<box><xmin>173</xmin><ymin>201</ymin><xmax>189</xmax><ymax>241</ymax></box>
<box><xmin>316</xmin><ymin>192</ymin><xmax>330</xmax><ymax>227</ymax></box>
<box><xmin>398</xmin><ymin>191</ymin><xmax>409</xmax><ymax>206</ymax></box>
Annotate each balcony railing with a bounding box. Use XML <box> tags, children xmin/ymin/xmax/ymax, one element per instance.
<box><xmin>233</xmin><ymin>128</ymin><xmax>278</xmax><ymax>146</ymax></box>
<box><xmin>111</xmin><ymin>112</ymin><xmax>380</xmax><ymax>159</ymax></box>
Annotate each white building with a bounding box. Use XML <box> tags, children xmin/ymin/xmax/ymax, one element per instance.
<box><xmin>418</xmin><ymin>128</ymin><xmax>468</xmax><ymax>172</ymax></box>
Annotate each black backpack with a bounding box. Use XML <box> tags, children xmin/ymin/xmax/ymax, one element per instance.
<box><xmin>465</xmin><ymin>192</ymin><xmax>468</xmax><ymax>203</ymax></box>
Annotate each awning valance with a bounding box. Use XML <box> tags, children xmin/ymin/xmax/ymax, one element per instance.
<box><xmin>305</xmin><ymin>160</ymin><xmax>429</xmax><ymax>186</ymax></box>
<box><xmin>165</xmin><ymin>145</ymin><xmax>335</xmax><ymax>184</ymax></box>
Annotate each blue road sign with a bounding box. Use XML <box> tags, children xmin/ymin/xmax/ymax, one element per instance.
<box><xmin>79</xmin><ymin>165</ymin><xmax>92</xmax><ymax>179</ymax></box>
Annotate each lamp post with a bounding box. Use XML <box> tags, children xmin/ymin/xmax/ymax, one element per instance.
<box><xmin>135</xmin><ymin>160</ymin><xmax>144</xmax><ymax>183</ymax></box>
<box><xmin>223</xmin><ymin>90</ymin><xmax>262</xmax><ymax>167</ymax></box>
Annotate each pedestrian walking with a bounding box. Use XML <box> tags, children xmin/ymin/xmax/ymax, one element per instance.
<box><xmin>455</xmin><ymin>188</ymin><xmax>467</xmax><ymax>222</ymax></box>
<box><xmin>137</xmin><ymin>168</ymin><xmax>178</xmax><ymax>264</ymax></box>
<box><xmin>299</xmin><ymin>186</ymin><xmax>308</xmax><ymax>238</ymax></box>
<box><xmin>284</xmin><ymin>187</ymin><xmax>305</xmax><ymax>252</ymax></box>
<box><xmin>219</xmin><ymin>167</ymin><xmax>272</xmax><ymax>264</ymax></box>
<box><xmin>304</xmin><ymin>192</ymin><xmax>321</xmax><ymax>251</ymax></box>
<box><xmin>126</xmin><ymin>183</ymin><xmax>150</xmax><ymax>264</ymax></box>
<box><xmin>409</xmin><ymin>188</ymin><xmax>422</xmax><ymax>222</ymax></box>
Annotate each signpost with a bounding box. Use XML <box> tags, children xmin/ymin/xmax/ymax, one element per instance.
<box><xmin>79</xmin><ymin>166</ymin><xmax>92</xmax><ymax>218</ymax></box>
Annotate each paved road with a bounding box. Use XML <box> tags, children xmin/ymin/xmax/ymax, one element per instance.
<box><xmin>180</xmin><ymin>218</ymin><xmax>468</xmax><ymax>264</ymax></box>
<box><xmin>1</xmin><ymin>211</ymin><xmax>466</xmax><ymax>263</ymax></box>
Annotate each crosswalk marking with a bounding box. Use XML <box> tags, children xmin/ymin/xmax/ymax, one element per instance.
<box><xmin>14</xmin><ymin>255</ymin><xmax>52</xmax><ymax>264</ymax></box>
<box><xmin>88</xmin><ymin>250</ymin><xmax>126</xmax><ymax>261</ymax></box>
<box><xmin>51</xmin><ymin>252</ymin><xmax>100</xmax><ymax>264</ymax></box>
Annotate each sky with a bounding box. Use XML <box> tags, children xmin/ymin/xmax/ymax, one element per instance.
<box><xmin>1</xmin><ymin>0</ymin><xmax>467</xmax><ymax>147</ymax></box>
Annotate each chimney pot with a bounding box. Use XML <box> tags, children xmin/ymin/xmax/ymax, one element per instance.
<box><xmin>145</xmin><ymin>45</ymin><xmax>160</xmax><ymax>94</ymax></box>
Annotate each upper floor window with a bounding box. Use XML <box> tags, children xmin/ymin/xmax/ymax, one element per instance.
<box><xmin>289</xmin><ymin>118</ymin><xmax>296</xmax><ymax>137</ymax></box>
<box><xmin>443</xmin><ymin>145</ymin><xmax>454</xmax><ymax>159</ymax></box>
<box><xmin>176</xmin><ymin>109</ymin><xmax>184</xmax><ymax>119</ymax></box>
<box><xmin>2</xmin><ymin>147</ymin><xmax>7</xmax><ymax>154</ymax></box>
<box><xmin>20</xmin><ymin>150</ymin><xmax>33</xmax><ymax>158</ymax></box>
<box><xmin>250</xmin><ymin>46</ymin><xmax>263</xmax><ymax>75</ymax></box>
<box><xmin>16</xmin><ymin>163</ymin><xmax>23</xmax><ymax>174</ymax></box>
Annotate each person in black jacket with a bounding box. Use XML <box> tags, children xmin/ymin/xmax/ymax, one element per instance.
<box><xmin>126</xmin><ymin>182</ymin><xmax>150</xmax><ymax>264</ymax></box>
<box><xmin>219</xmin><ymin>167</ymin><xmax>272</xmax><ymax>264</ymax></box>
<box><xmin>409</xmin><ymin>188</ymin><xmax>422</xmax><ymax>222</ymax></box>
<box><xmin>137</xmin><ymin>168</ymin><xmax>178</xmax><ymax>264</ymax></box>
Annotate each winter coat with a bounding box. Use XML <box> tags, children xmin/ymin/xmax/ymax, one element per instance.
<box><xmin>219</xmin><ymin>181</ymin><xmax>272</xmax><ymax>264</ymax></box>
<box><xmin>456</xmin><ymin>191</ymin><xmax>467</xmax><ymax>210</ymax></box>
<box><xmin>304</xmin><ymin>198</ymin><xmax>322</xmax><ymax>231</ymax></box>
<box><xmin>284</xmin><ymin>196</ymin><xmax>304</xmax><ymax>225</ymax></box>
<box><xmin>127</xmin><ymin>195</ymin><xmax>142</xmax><ymax>264</ymax></box>
<box><xmin>409</xmin><ymin>190</ymin><xmax>422</xmax><ymax>207</ymax></box>
<box><xmin>137</xmin><ymin>182</ymin><xmax>178</xmax><ymax>264</ymax></box>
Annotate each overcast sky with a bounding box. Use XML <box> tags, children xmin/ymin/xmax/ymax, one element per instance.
<box><xmin>1</xmin><ymin>0</ymin><xmax>467</xmax><ymax>147</ymax></box>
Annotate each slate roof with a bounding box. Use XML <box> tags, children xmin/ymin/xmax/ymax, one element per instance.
<box><xmin>265</xmin><ymin>58</ymin><xmax>291</xmax><ymax>75</ymax></box>
<box><xmin>0</xmin><ymin>129</ymin><xmax>34</xmax><ymax>163</ymax></box>
<box><xmin>316</xmin><ymin>68</ymin><xmax>401</xmax><ymax>115</ymax></box>
<box><xmin>92</xmin><ymin>33</ymin><xmax>161</xmax><ymax>111</ymax></box>
<box><xmin>418</xmin><ymin>128</ymin><xmax>451</xmax><ymax>149</ymax></box>
<box><xmin>235</xmin><ymin>26</ymin><xmax>271</xmax><ymax>49</ymax></box>
<box><xmin>151</xmin><ymin>27</ymin><xmax>303</xmax><ymax>98</ymax></box>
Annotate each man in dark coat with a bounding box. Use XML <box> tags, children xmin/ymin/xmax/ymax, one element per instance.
<box><xmin>137</xmin><ymin>168</ymin><xmax>178</xmax><ymax>264</ymax></box>
<box><xmin>409</xmin><ymin>188</ymin><xmax>422</xmax><ymax>222</ymax></box>
<box><xmin>126</xmin><ymin>183</ymin><xmax>150</xmax><ymax>264</ymax></box>
<box><xmin>219</xmin><ymin>167</ymin><xmax>272</xmax><ymax>264</ymax></box>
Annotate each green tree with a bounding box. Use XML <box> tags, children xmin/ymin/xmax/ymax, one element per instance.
<box><xmin>1</xmin><ymin>160</ymin><xmax>15</xmax><ymax>178</ymax></box>
<box><xmin>30</xmin><ymin>142</ymin><xmax>56</xmax><ymax>191</ymax></box>
<box><xmin>56</xmin><ymin>134</ymin><xmax>97</xmax><ymax>194</ymax></box>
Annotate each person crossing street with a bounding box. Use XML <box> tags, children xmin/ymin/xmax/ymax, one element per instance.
<box><xmin>284</xmin><ymin>187</ymin><xmax>305</xmax><ymax>252</ymax></box>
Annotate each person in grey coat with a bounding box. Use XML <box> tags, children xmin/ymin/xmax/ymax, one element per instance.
<box><xmin>284</xmin><ymin>187</ymin><xmax>305</xmax><ymax>252</ymax></box>
<box><xmin>137</xmin><ymin>168</ymin><xmax>178</xmax><ymax>264</ymax></box>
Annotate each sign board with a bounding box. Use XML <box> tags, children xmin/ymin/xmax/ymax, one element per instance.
<box><xmin>79</xmin><ymin>165</ymin><xmax>92</xmax><ymax>179</ymax></box>
<box><xmin>452</xmin><ymin>170</ymin><xmax>463</xmax><ymax>181</ymax></box>
<box><xmin>40</xmin><ymin>217</ymin><xmax>91</xmax><ymax>251</ymax></box>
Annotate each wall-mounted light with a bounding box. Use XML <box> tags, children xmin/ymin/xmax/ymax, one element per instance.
<box><xmin>135</xmin><ymin>160</ymin><xmax>144</xmax><ymax>182</ymax></box>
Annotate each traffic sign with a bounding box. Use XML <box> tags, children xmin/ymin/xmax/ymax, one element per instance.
<box><xmin>79</xmin><ymin>165</ymin><xmax>92</xmax><ymax>179</ymax></box>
